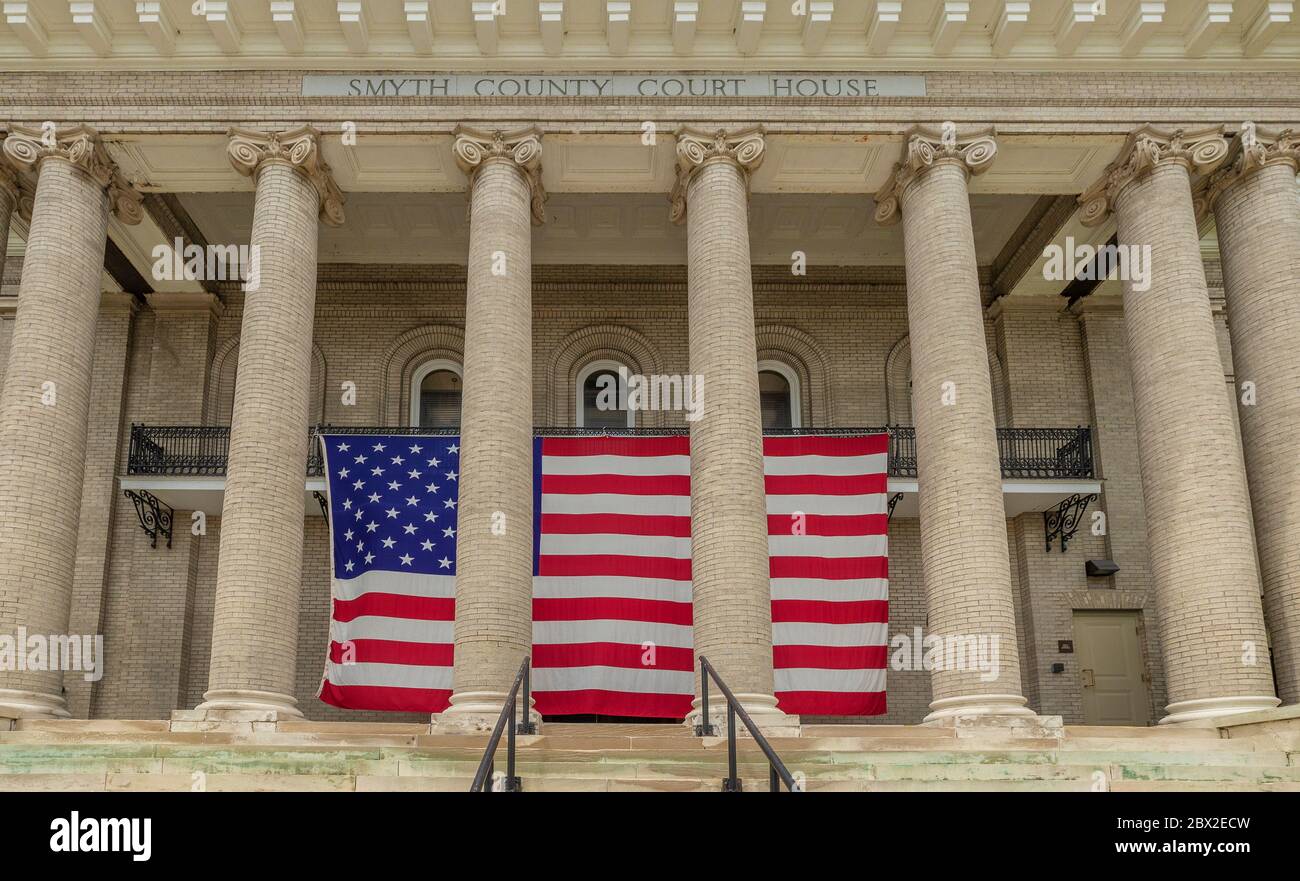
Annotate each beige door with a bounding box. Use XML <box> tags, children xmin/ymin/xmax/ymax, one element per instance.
<box><xmin>1074</xmin><ymin>610</ymin><xmax>1150</xmax><ymax>726</ymax></box>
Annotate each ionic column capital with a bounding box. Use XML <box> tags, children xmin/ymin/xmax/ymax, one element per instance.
<box><xmin>227</xmin><ymin>125</ymin><xmax>345</xmax><ymax>227</ymax></box>
<box><xmin>2</xmin><ymin>123</ymin><xmax>143</xmax><ymax>225</ymax></box>
<box><xmin>1195</xmin><ymin>123</ymin><xmax>1300</xmax><ymax>218</ymax></box>
<box><xmin>452</xmin><ymin>125</ymin><xmax>546</xmax><ymax>225</ymax></box>
<box><xmin>669</xmin><ymin>125</ymin><xmax>765</xmax><ymax>225</ymax></box>
<box><xmin>873</xmin><ymin>122</ymin><xmax>997</xmax><ymax>226</ymax></box>
<box><xmin>1079</xmin><ymin>124</ymin><xmax>1230</xmax><ymax>227</ymax></box>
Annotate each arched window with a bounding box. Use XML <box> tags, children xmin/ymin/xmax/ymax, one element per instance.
<box><xmin>577</xmin><ymin>360</ymin><xmax>634</xmax><ymax>429</ymax></box>
<box><xmin>758</xmin><ymin>360</ymin><xmax>801</xmax><ymax>430</ymax></box>
<box><xmin>410</xmin><ymin>360</ymin><xmax>462</xmax><ymax>428</ymax></box>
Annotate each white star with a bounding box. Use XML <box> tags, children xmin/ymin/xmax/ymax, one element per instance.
<box><xmin>442</xmin><ymin>526</ymin><xmax>456</xmax><ymax>539</ymax></box>
<box><xmin>405</xmin><ymin>496</ymin><xmax>419</xmax><ymax>507</ymax></box>
<box><xmin>337</xmin><ymin>442</ymin><xmax>350</xmax><ymax>452</ymax></box>
<box><xmin>408</xmin><ymin>469</ymin><xmax>422</xmax><ymax>479</ymax></box>
<box><xmin>344</xmin><ymin>529</ymin><xmax>354</xmax><ymax>541</ymax></box>
<box><xmin>403</xmin><ymin>523</ymin><xmax>418</xmax><ymax>535</ymax></box>
<box><xmin>443</xmin><ymin>498</ymin><xmax>457</xmax><ymax>510</ymax></box>
<box><xmin>372</xmin><ymin>442</ymin><xmax>386</xmax><ymax>452</ymax></box>
<box><xmin>354</xmin><ymin>454</ymin><xmax>367</xmax><ymax>464</ymax></box>
<box><xmin>355</xmin><ymin>540</ymin><xmax>364</xmax><ymax>552</ymax></box>
<box><xmin>354</xmin><ymin>509</ymin><xmax>363</xmax><ymax>521</ymax></box>
<box><xmin>447</xmin><ymin>444</ymin><xmax>459</xmax><ymax>454</ymax></box>
<box><xmin>371</xmin><ymin>466</ymin><xmax>384</xmax><ymax>477</ymax></box>
<box><xmin>381</xmin><ymin>536</ymin><xmax>396</xmax><ymax>549</ymax></box>
<box><xmin>337</xmin><ymin>467</ymin><xmax>349</xmax><ymax>479</ymax></box>
<box><xmin>409</xmin><ymin>444</ymin><xmax>423</xmax><ymax>454</ymax></box>
<box><xmin>445</xmin><ymin>470</ymin><xmax>458</xmax><ymax>481</ymax></box>
<box><xmin>364</xmin><ymin>552</ymin><xmax>375</xmax><ymax>564</ymax></box>
<box><xmin>385</xmin><ymin>507</ymin><xmax>399</xmax><ymax>519</ymax></box>
<box><xmin>388</xmin><ymin>480</ymin><xmax>402</xmax><ymax>491</ymax></box>
<box><xmin>368</xmin><ymin>492</ymin><xmax>380</xmax><ymax>504</ymax></box>
<box><xmin>352</xmin><ymin>480</ymin><xmax>364</xmax><ymax>490</ymax></box>
<box><xmin>391</xmin><ymin>455</ymin><xmax>405</xmax><ymax>465</ymax></box>
<box><xmin>345</xmin><ymin>560</ymin><xmax>355</xmax><ymax>572</ymax></box>
<box><xmin>427</xmin><ymin>458</ymin><xmax>441</xmax><ymax>468</ymax></box>
<box><xmin>420</xmin><ymin>539</ymin><xmax>434</xmax><ymax>551</ymax></box>
<box><xmin>438</xmin><ymin>556</ymin><xmax>452</xmax><ymax>569</ymax></box>
<box><xmin>399</xmin><ymin>554</ymin><xmax>414</xmax><ymax>567</ymax></box>
<box><xmin>423</xmin><ymin>512</ymin><xmax>438</xmax><ymax>523</ymax></box>
<box><xmin>425</xmin><ymin>483</ymin><xmax>440</xmax><ymax>494</ymax></box>
<box><xmin>365</xmin><ymin>521</ymin><xmax>379</xmax><ymax>533</ymax></box>
<box><xmin>342</xmin><ymin>499</ymin><xmax>353</xmax><ymax>510</ymax></box>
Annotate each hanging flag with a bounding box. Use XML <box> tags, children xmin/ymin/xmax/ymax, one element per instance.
<box><xmin>318</xmin><ymin>432</ymin><xmax>888</xmax><ymax>718</ymax></box>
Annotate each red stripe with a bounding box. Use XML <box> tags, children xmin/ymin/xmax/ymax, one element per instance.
<box><xmin>331</xmin><ymin>593</ymin><xmax>455</xmax><ymax>623</ymax></box>
<box><xmin>542</xmin><ymin>513</ymin><xmax>692</xmax><ymax>537</ymax></box>
<box><xmin>770</xmin><ymin>599</ymin><xmax>889</xmax><ymax>625</ymax></box>
<box><xmin>543</xmin><ymin>473</ymin><xmax>690</xmax><ymax>495</ymax></box>
<box><xmin>775</xmin><ymin>690</ymin><xmax>886</xmax><ymax>717</ymax></box>
<box><xmin>542</xmin><ymin>436</ymin><xmax>690</xmax><ymax>457</ymax></box>
<box><xmin>318</xmin><ymin>681</ymin><xmax>451</xmax><ymax>714</ymax></box>
<box><xmin>773</xmin><ymin>644</ymin><xmax>889</xmax><ymax>669</ymax></box>
<box><xmin>539</xmin><ymin>554</ymin><xmax>692</xmax><ymax>580</ymax></box>
<box><xmin>328</xmin><ymin>639</ymin><xmax>453</xmax><ymax>667</ymax></box>
<box><xmin>531</xmin><ymin>688</ymin><xmax>693</xmax><ymax>719</ymax></box>
<box><xmin>766</xmin><ymin>513</ymin><xmax>887</xmax><ymax>536</ymax></box>
<box><xmin>764</xmin><ymin>473</ymin><xmax>887</xmax><ymax>495</ymax></box>
<box><xmin>532</xmin><ymin>641</ymin><xmax>695</xmax><ymax>671</ymax></box>
<box><xmin>763</xmin><ymin>434</ymin><xmax>888</xmax><ymax>457</ymax></box>
<box><xmin>769</xmin><ymin>555</ymin><xmax>888</xmax><ymax>579</ymax></box>
<box><xmin>533</xmin><ymin>597</ymin><xmax>693</xmax><ymax>626</ymax></box>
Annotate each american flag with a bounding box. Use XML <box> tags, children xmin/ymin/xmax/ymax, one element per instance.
<box><xmin>318</xmin><ymin>432</ymin><xmax>887</xmax><ymax>717</ymax></box>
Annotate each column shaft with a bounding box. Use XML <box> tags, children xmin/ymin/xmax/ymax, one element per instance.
<box><xmin>1211</xmin><ymin>146</ymin><xmax>1300</xmax><ymax>705</ymax></box>
<box><xmin>201</xmin><ymin>127</ymin><xmax>342</xmax><ymax>716</ymax></box>
<box><xmin>0</xmin><ymin>125</ymin><xmax>139</xmax><ymax>718</ymax></box>
<box><xmin>1082</xmin><ymin>126</ymin><xmax>1278</xmax><ymax>722</ymax></box>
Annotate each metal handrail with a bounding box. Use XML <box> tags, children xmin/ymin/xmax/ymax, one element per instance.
<box><xmin>695</xmin><ymin>656</ymin><xmax>800</xmax><ymax>793</ymax></box>
<box><xmin>468</xmin><ymin>656</ymin><xmax>535</xmax><ymax>793</ymax></box>
<box><xmin>127</xmin><ymin>423</ymin><xmax>1096</xmax><ymax>481</ymax></box>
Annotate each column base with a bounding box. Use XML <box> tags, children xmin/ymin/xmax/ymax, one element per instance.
<box><xmin>193</xmin><ymin>688</ymin><xmax>304</xmax><ymax>718</ymax></box>
<box><xmin>1159</xmin><ymin>695</ymin><xmax>1282</xmax><ymax>726</ymax></box>
<box><xmin>430</xmin><ymin>690</ymin><xmax>542</xmax><ymax>734</ymax></box>
<box><xmin>685</xmin><ymin>692</ymin><xmax>801</xmax><ymax>738</ymax></box>
<box><xmin>0</xmin><ymin>688</ymin><xmax>71</xmax><ymax>720</ymax></box>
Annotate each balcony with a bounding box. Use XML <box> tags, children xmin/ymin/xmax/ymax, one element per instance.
<box><xmin>122</xmin><ymin>424</ymin><xmax>1098</xmax><ymax>519</ymax></box>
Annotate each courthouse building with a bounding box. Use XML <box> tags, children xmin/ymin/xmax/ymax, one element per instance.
<box><xmin>0</xmin><ymin>0</ymin><xmax>1299</xmax><ymax>741</ymax></box>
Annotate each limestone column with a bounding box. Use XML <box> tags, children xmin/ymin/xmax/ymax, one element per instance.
<box><xmin>669</xmin><ymin>126</ymin><xmax>794</xmax><ymax>732</ymax></box>
<box><xmin>876</xmin><ymin>123</ymin><xmax>1033</xmax><ymax>721</ymax></box>
<box><xmin>1080</xmin><ymin>125</ymin><xmax>1278</xmax><ymax>723</ymax></box>
<box><xmin>1201</xmin><ymin>125</ymin><xmax>1300</xmax><ymax>705</ymax></box>
<box><xmin>440</xmin><ymin>126</ymin><xmax>544</xmax><ymax>728</ymax></box>
<box><xmin>0</xmin><ymin>125</ymin><xmax>143</xmax><ymax>719</ymax></box>
<box><xmin>197</xmin><ymin>127</ymin><xmax>343</xmax><ymax>717</ymax></box>
<box><xmin>0</xmin><ymin>162</ymin><xmax>17</xmax><ymax>283</ymax></box>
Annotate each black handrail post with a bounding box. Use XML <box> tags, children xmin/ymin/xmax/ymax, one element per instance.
<box><xmin>469</xmin><ymin>656</ymin><xmax>530</xmax><ymax>792</ymax></box>
<box><xmin>518</xmin><ymin>662</ymin><xmax>535</xmax><ymax>735</ymax></box>
<box><xmin>695</xmin><ymin>660</ymin><xmax>714</xmax><ymax>736</ymax></box>
<box><xmin>770</xmin><ymin>764</ymin><xmax>779</xmax><ymax>793</ymax></box>
<box><xmin>723</xmin><ymin>702</ymin><xmax>741</xmax><ymax>792</ymax></box>
<box><xmin>506</xmin><ymin>691</ymin><xmax>518</xmax><ymax>791</ymax></box>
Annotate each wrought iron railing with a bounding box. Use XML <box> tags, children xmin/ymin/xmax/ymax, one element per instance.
<box><xmin>695</xmin><ymin>655</ymin><xmax>800</xmax><ymax>792</ymax></box>
<box><xmin>469</xmin><ymin>656</ymin><xmax>534</xmax><ymax>793</ymax></box>
<box><xmin>126</xmin><ymin>423</ymin><xmax>1095</xmax><ymax>481</ymax></box>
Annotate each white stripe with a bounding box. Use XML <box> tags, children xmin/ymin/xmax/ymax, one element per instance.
<box><xmin>766</xmin><ymin>494</ymin><xmax>887</xmax><ymax>516</ymax></box>
<box><xmin>533</xmin><ymin>619</ymin><xmax>693</xmax><ymax>649</ymax></box>
<box><xmin>543</xmin><ymin>454</ymin><xmax>690</xmax><ymax>476</ymax></box>
<box><xmin>325</xmin><ymin>661</ymin><xmax>453</xmax><ymax>690</ymax></box>
<box><xmin>331</xmin><ymin>571</ymin><xmax>455</xmax><ymax>602</ymax></box>
<box><xmin>533</xmin><ymin>576</ymin><xmax>692</xmax><ymax>603</ymax></box>
<box><xmin>775</xmin><ymin>667</ymin><xmax>888</xmax><ymax>694</ymax></box>
<box><xmin>531</xmin><ymin>665</ymin><xmax>694</xmax><ymax>695</ymax></box>
<box><xmin>543</xmin><ymin>493</ymin><xmax>690</xmax><ymax>516</ymax></box>
<box><xmin>767</xmin><ymin>534</ymin><xmax>887</xmax><ymax>558</ymax></box>
<box><xmin>772</xmin><ymin>621</ymin><xmax>890</xmax><ymax>647</ymax></box>
<box><xmin>332</xmin><ymin>616</ymin><xmax>453</xmax><ymax>645</ymax></box>
<box><xmin>763</xmin><ymin>452</ymin><xmax>886</xmax><ymax>476</ymax></box>
<box><xmin>770</xmin><ymin>577</ymin><xmax>889</xmax><ymax>603</ymax></box>
<box><xmin>540</xmin><ymin>533</ymin><xmax>691</xmax><ymax>559</ymax></box>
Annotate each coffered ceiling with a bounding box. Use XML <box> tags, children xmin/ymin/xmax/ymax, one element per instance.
<box><xmin>1</xmin><ymin>0</ymin><xmax>1297</xmax><ymax>70</ymax></box>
